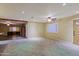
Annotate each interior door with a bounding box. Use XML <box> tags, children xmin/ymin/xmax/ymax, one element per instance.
<box><xmin>73</xmin><ymin>20</ymin><xmax>79</xmax><ymax>45</ymax></box>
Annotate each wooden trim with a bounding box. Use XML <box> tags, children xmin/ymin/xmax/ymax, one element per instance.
<box><xmin>0</xmin><ymin>18</ymin><xmax>27</xmax><ymax>23</ymax></box>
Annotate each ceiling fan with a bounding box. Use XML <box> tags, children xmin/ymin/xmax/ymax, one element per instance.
<box><xmin>47</xmin><ymin>17</ymin><xmax>56</xmax><ymax>23</ymax></box>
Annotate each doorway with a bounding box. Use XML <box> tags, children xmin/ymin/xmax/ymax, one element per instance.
<box><xmin>0</xmin><ymin>18</ymin><xmax>27</xmax><ymax>40</ymax></box>
<box><xmin>8</xmin><ymin>24</ymin><xmax>26</xmax><ymax>38</ymax></box>
<box><xmin>73</xmin><ymin>20</ymin><xmax>79</xmax><ymax>45</ymax></box>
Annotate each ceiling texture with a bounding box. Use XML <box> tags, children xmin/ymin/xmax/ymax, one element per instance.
<box><xmin>0</xmin><ymin>3</ymin><xmax>79</xmax><ymax>22</ymax></box>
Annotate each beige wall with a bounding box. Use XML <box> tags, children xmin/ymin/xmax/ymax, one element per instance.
<box><xmin>45</xmin><ymin>14</ymin><xmax>78</xmax><ymax>42</ymax></box>
<box><xmin>45</xmin><ymin>19</ymin><xmax>73</xmax><ymax>42</ymax></box>
<box><xmin>45</xmin><ymin>21</ymin><xmax>60</xmax><ymax>40</ymax></box>
<box><xmin>45</xmin><ymin>20</ymin><xmax>64</xmax><ymax>40</ymax></box>
<box><xmin>27</xmin><ymin>22</ymin><xmax>45</xmax><ymax>38</ymax></box>
<box><xmin>26</xmin><ymin>19</ymin><xmax>73</xmax><ymax>42</ymax></box>
<box><xmin>64</xmin><ymin>19</ymin><xmax>73</xmax><ymax>42</ymax></box>
<box><xmin>26</xmin><ymin>14</ymin><xmax>79</xmax><ymax>43</ymax></box>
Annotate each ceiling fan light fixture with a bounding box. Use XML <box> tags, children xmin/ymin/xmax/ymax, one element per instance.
<box><xmin>47</xmin><ymin>17</ymin><xmax>56</xmax><ymax>23</ymax></box>
<box><xmin>47</xmin><ymin>17</ymin><xmax>52</xmax><ymax>22</ymax></box>
<box><xmin>7</xmin><ymin>23</ymin><xmax>10</xmax><ymax>26</ymax></box>
<box><xmin>48</xmin><ymin>19</ymin><xmax>52</xmax><ymax>22</ymax></box>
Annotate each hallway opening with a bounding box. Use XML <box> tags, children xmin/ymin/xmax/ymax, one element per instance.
<box><xmin>0</xmin><ymin>18</ymin><xmax>27</xmax><ymax>41</ymax></box>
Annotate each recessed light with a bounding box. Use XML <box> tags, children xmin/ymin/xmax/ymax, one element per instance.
<box><xmin>7</xmin><ymin>23</ymin><xmax>10</xmax><ymax>26</ymax></box>
<box><xmin>76</xmin><ymin>22</ymin><xmax>79</xmax><ymax>25</ymax></box>
<box><xmin>75</xmin><ymin>11</ymin><xmax>79</xmax><ymax>14</ymax></box>
<box><xmin>62</xmin><ymin>3</ymin><xmax>66</xmax><ymax>6</ymax></box>
<box><xmin>22</xmin><ymin>11</ymin><xmax>24</xmax><ymax>14</ymax></box>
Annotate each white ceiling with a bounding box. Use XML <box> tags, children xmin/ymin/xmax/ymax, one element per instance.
<box><xmin>0</xmin><ymin>3</ymin><xmax>79</xmax><ymax>22</ymax></box>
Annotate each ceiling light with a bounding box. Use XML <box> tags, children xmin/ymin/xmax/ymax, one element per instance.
<box><xmin>7</xmin><ymin>23</ymin><xmax>10</xmax><ymax>26</ymax></box>
<box><xmin>47</xmin><ymin>17</ymin><xmax>56</xmax><ymax>23</ymax></box>
<box><xmin>62</xmin><ymin>3</ymin><xmax>66</xmax><ymax>6</ymax></box>
<box><xmin>22</xmin><ymin>11</ymin><xmax>24</xmax><ymax>14</ymax></box>
<box><xmin>48</xmin><ymin>19</ymin><xmax>52</xmax><ymax>22</ymax></box>
<box><xmin>47</xmin><ymin>17</ymin><xmax>52</xmax><ymax>22</ymax></box>
<box><xmin>76</xmin><ymin>22</ymin><xmax>79</xmax><ymax>25</ymax></box>
<box><xmin>75</xmin><ymin>11</ymin><xmax>79</xmax><ymax>14</ymax></box>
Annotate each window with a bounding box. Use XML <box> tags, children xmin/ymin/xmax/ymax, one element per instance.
<box><xmin>9</xmin><ymin>27</ymin><xmax>20</xmax><ymax>32</ymax></box>
<box><xmin>47</xmin><ymin>23</ymin><xmax>58</xmax><ymax>33</ymax></box>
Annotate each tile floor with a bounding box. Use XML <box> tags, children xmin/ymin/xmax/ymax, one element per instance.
<box><xmin>0</xmin><ymin>37</ymin><xmax>79</xmax><ymax>56</ymax></box>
